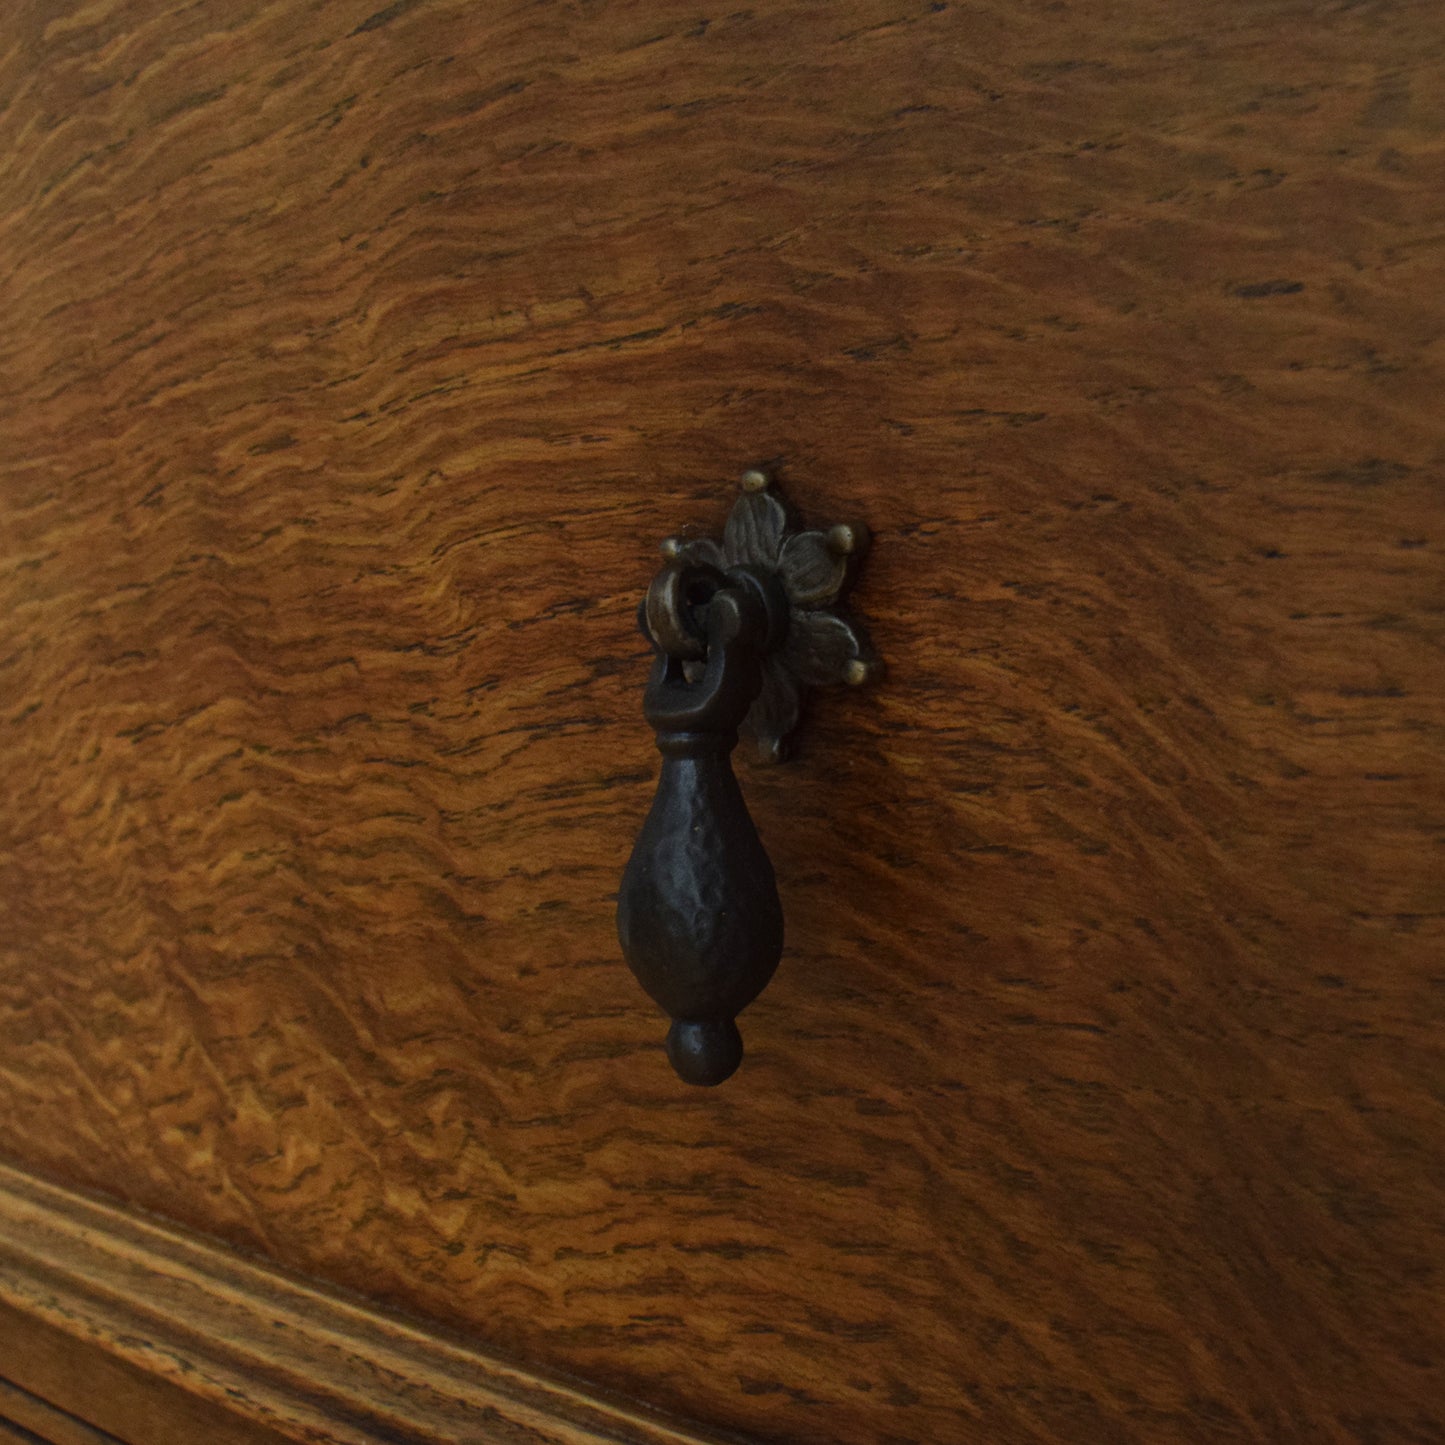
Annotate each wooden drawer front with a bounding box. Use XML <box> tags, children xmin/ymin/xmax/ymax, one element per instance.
<box><xmin>0</xmin><ymin>1</ymin><xmax>1441</xmax><ymax>1442</ymax></box>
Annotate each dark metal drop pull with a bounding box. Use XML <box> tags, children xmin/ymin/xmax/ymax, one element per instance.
<box><xmin>617</xmin><ymin>470</ymin><xmax>877</xmax><ymax>1085</ymax></box>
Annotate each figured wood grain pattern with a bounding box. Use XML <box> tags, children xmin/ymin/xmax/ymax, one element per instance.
<box><xmin>0</xmin><ymin>1161</ymin><xmax>727</xmax><ymax>1445</ymax></box>
<box><xmin>0</xmin><ymin>0</ymin><xmax>1443</xmax><ymax>1442</ymax></box>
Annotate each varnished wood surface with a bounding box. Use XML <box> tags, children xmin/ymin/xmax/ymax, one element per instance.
<box><xmin>0</xmin><ymin>1378</ymin><xmax>125</xmax><ymax>1445</ymax></box>
<box><xmin>0</xmin><ymin>1162</ymin><xmax>727</xmax><ymax>1445</ymax></box>
<box><xmin>1</xmin><ymin>1</ymin><xmax>1443</xmax><ymax>1442</ymax></box>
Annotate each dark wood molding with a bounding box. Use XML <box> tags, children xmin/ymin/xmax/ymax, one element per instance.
<box><xmin>0</xmin><ymin>1161</ymin><xmax>732</xmax><ymax>1445</ymax></box>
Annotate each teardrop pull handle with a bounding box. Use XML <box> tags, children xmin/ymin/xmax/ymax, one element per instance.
<box><xmin>617</xmin><ymin>470</ymin><xmax>878</xmax><ymax>1085</ymax></box>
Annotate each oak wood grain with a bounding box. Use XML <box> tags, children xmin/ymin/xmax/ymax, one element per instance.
<box><xmin>0</xmin><ymin>1302</ymin><xmax>288</xmax><ymax>1445</ymax></box>
<box><xmin>0</xmin><ymin>0</ymin><xmax>1443</xmax><ymax>1442</ymax></box>
<box><xmin>0</xmin><ymin>1161</ymin><xmax>727</xmax><ymax>1445</ymax></box>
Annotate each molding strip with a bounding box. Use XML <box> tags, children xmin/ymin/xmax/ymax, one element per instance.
<box><xmin>0</xmin><ymin>1161</ymin><xmax>732</xmax><ymax>1445</ymax></box>
<box><xmin>0</xmin><ymin>1378</ymin><xmax>124</xmax><ymax>1445</ymax></box>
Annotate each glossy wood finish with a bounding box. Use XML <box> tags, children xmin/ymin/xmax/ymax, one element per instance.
<box><xmin>0</xmin><ymin>1</ymin><xmax>1442</xmax><ymax>1442</ymax></box>
<box><xmin>0</xmin><ymin>1162</ymin><xmax>722</xmax><ymax>1445</ymax></box>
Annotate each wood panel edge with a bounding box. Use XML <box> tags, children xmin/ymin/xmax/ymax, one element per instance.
<box><xmin>0</xmin><ymin>1376</ymin><xmax>125</xmax><ymax>1445</ymax></box>
<box><xmin>0</xmin><ymin>1161</ymin><xmax>735</xmax><ymax>1445</ymax></box>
